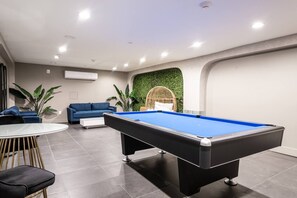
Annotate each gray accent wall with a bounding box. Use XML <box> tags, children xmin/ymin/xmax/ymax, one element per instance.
<box><xmin>15</xmin><ymin>63</ymin><xmax>128</xmax><ymax>122</ymax></box>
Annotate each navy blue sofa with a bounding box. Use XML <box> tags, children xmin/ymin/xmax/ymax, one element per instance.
<box><xmin>67</xmin><ymin>102</ymin><xmax>116</xmax><ymax>124</ymax></box>
<box><xmin>0</xmin><ymin>106</ymin><xmax>41</xmax><ymax>123</ymax></box>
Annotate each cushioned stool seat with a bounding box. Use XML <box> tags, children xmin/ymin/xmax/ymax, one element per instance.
<box><xmin>0</xmin><ymin>165</ymin><xmax>55</xmax><ymax>198</ymax></box>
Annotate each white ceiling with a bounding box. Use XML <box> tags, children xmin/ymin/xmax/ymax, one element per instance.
<box><xmin>1</xmin><ymin>0</ymin><xmax>297</xmax><ymax>72</ymax></box>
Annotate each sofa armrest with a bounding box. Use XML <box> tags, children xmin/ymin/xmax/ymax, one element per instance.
<box><xmin>108</xmin><ymin>106</ymin><xmax>117</xmax><ymax>112</ymax></box>
<box><xmin>67</xmin><ymin>107</ymin><xmax>76</xmax><ymax>124</ymax></box>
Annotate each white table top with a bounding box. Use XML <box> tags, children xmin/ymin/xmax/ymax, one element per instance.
<box><xmin>80</xmin><ymin>117</ymin><xmax>104</xmax><ymax>121</ymax></box>
<box><xmin>0</xmin><ymin>123</ymin><xmax>68</xmax><ymax>139</ymax></box>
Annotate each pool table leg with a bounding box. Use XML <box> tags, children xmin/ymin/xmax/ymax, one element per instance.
<box><xmin>159</xmin><ymin>150</ymin><xmax>166</xmax><ymax>154</ymax></box>
<box><xmin>177</xmin><ymin>158</ymin><xmax>239</xmax><ymax>196</ymax></box>
<box><xmin>224</xmin><ymin>178</ymin><xmax>238</xmax><ymax>186</ymax></box>
<box><xmin>120</xmin><ymin>134</ymin><xmax>153</xmax><ymax>162</ymax></box>
<box><xmin>122</xmin><ymin>155</ymin><xmax>131</xmax><ymax>163</ymax></box>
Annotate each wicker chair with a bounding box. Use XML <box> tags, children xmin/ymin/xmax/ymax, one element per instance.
<box><xmin>140</xmin><ymin>86</ymin><xmax>177</xmax><ymax>111</ymax></box>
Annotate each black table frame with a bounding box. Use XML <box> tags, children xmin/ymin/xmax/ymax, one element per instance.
<box><xmin>104</xmin><ymin>112</ymin><xmax>284</xmax><ymax>196</ymax></box>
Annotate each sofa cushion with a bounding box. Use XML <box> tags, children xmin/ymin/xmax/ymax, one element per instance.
<box><xmin>154</xmin><ymin>102</ymin><xmax>173</xmax><ymax>111</ymax></box>
<box><xmin>70</xmin><ymin>103</ymin><xmax>91</xmax><ymax>111</ymax></box>
<box><xmin>91</xmin><ymin>102</ymin><xmax>110</xmax><ymax>110</ymax></box>
<box><xmin>73</xmin><ymin>110</ymin><xmax>113</xmax><ymax>118</ymax></box>
<box><xmin>2</xmin><ymin>106</ymin><xmax>20</xmax><ymax>116</ymax></box>
<box><xmin>19</xmin><ymin>111</ymin><xmax>37</xmax><ymax>116</ymax></box>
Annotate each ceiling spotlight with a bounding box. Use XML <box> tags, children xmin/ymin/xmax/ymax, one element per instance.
<box><xmin>161</xmin><ymin>51</ymin><xmax>168</xmax><ymax>58</ymax></box>
<box><xmin>140</xmin><ymin>57</ymin><xmax>146</xmax><ymax>64</ymax></box>
<box><xmin>190</xmin><ymin>41</ymin><xmax>203</xmax><ymax>48</ymax></box>
<box><xmin>252</xmin><ymin>21</ymin><xmax>264</xmax><ymax>29</ymax></box>
<box><xmin>54</xmin><ymin>55</ymin><xmax>60</xmax><ymax>60</ymax></box>
<box><xmin>199</xmin><ymin>1</ymin><xmax>212</xmax><ymax>9</ymax></box>
<box><xmin>79</xmin><ymin>9</ymin><xmax>90</xmax><ymax>21</ymax></box>
<box><xmin>64</xmin><ymin>35</ymin><xmax>76</xmax><ymax>40</ymax></box>
<box><xmin>58</xmin><ymin>45</ymin><xmax>67</xmax><ymax>53</ymax></box>
<box><xmin>124</xmin><ymin>63</ymin><xmax>129</xmax><ymax>67</ymax></box>
<box><xmin>112</xmin><ymin>66</ymin><xmax>117</xmax><ymax>71</ymax></box>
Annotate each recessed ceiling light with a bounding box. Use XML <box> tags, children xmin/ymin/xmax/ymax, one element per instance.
<box><xmin>199</xmin><ymin>1</ymin><xmax>212</xmax><ymax>9</ymax></box>
<box><xmin>124</xmin><ymin>63</ymin><xmax>129</xmax><ymax>67</ymax></box>
<box><xmin>161</xmin><ymin>51</ymin><xmax>168</xmax><ymax>58</ymax></box>
<box><xmin>112</xmin><ymin>66</ymin><xmax>117</xmax><ymax>71</ymax></box>
<box><xmin>252</xmin><ymin>21</ymin><xmax>264</xmax><ymax>29</ymax></box>
<box><xmin>190</xmin><ymin>42</ymin><xmax>203</xmax><ymax>48</ymax></box>
<box><xmin>58</xmin><ymin>45</ymin><xmax>67</xmax><ymax>53</ymax></box>
<box><xmin>64</xmin><ymin>35</ymin><xmax>76</xmax><ymax>40</ymax></box>
<box><xmin>140</xmin><ymin>57</ymin><xmax>146</xmax><ymax>64</ymax></box>
<box><xmin>54</xmin><ymin>55</ymin><xmax>59</xmax><ymax>60</ymax></box>
<box><xmin>79</xmin><ymin>9</ymin><xmax>90</xmax><ymax>21</ymax></box>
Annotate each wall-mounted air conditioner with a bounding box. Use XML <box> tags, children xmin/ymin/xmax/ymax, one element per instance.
<box><xmin>64</xmin><ymin>71</ymin><xmax>98</xmax><ymax>81</ymax></box>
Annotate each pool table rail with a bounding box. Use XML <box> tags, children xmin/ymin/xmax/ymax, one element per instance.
<box><xmin>104</xmin><ymin>113</ymin><xmax>284</xmax><ymax>169</ymax></box>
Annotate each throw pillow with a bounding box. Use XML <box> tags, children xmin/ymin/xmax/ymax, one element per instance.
<box><xmin>154</xmin><ymin>102</ymin><xmax>173</xmax><ymax>111</ymax></box>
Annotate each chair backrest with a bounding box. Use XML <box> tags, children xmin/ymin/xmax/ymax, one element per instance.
<box><xmin>0</xmin><ymin>115</ymin><xmax>24</xmax><ymax>125</ymax></box>
<box><xmin>145</xmin><ymin>86</ymin><xmax>177</xmax><ymax>111</ymax></box>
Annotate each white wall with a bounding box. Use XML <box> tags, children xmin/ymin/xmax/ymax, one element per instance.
<box><xmin>128</xmin><ymin>34</ymin><xmax>297</xmax><ymax>115</ymax></box>
<box><xmin>15</xmin><ymin>63</ymin><xmax>128</xmax><ymax>122</ymax></box>
<box><xmin>128</xmin><ymin>34</ymin><xmax>297</xmax><ymax>157</ymax></box>
<box><xmin>206</xmin><ymin>48</ymin><xmax>297</xmax><ymax>156</ymax></box>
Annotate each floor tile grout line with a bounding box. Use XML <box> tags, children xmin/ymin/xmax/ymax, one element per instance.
<box><xmin>66</xmin><ymin>129</ymin><xmax>96</xmax><ymax>160</ymax></box>
<box><xmin>119</xmin><ymin>184</ymin><xmax>133</xmax><ymax>198</ymax></box>
<box><xmin>250</xmin><ymin>163</ymin><xmax>297</xmax><ymax>189</ymax></box>
<box><xmin>45</xmin><ymin>134</ymin><xmax>69</xmax><ymax>196</ymax></box>
<box><xmin>135</xmin><ymin>189</ymin><xmax>163</xmax><ymax>198</ymax></box>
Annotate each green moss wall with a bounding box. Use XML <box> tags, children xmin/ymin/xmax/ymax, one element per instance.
<box><xmin>132</xmin><ymin>68</ymin><xmax>183</xmax><ymax>112</ymax></box>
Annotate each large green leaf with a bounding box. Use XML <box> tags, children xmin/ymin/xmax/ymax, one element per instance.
<box><xmin>125</xmin><ymin>84</ymin><xmax>129</xmax><ymax>98</ymax></box>
<box><xmin>106</xmin><ymin>96</ymin><xmax>117</xmax><ymax>102</ymax></box>
<box><xmin>47</xmin><ymin>85</ymin><xmax>62</xmax><ymax>93</ymax></box>
<box><xmin>43</xmin><ymin>89</ymin><xmax>54</xmax><ymax>101</ymax></box>
<box><xmin>13</xmin><ymin>83</ymin><xmax>34</xmax><ymax>102</ymax></box>
<box><xmin>9</xmin><ymin>88</ymin><xmax>26</xmax><ymax>99</ymax></box>
<box><xmin>113</xmin><ymin>84</ymin><xmax>125</xmax><ymax>103</ymax></box>
<box><xmin>43</xmin><ymin>85</ymin><xmax>61</xmax><ymax>101</ymax></box>
<box><xmin>33</xmin><ymin>85</ymin><xmax>43</xmax><ymax>98</ymax></box>
<box><xmin>37</xmin><ymin>89</ymin><xmax>45</xmax><ymax>102</ymax></box>
<box><xmin>43</xmin><ymin>96</ymin><xmax>54</xmax><ymax>105</ymax></box>
<box><xmin>41</xmin><ymin>106</ymin><xmax>57</xmax><ymax>116</ymax></box>
<box><xmin>115</xmin><ymin>101</ymin><xmax>123</xmax><ymax>108</ymax></box>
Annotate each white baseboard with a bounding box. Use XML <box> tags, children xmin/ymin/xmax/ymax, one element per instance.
<box><xmin>271</xmin><ymin>146</ymin><xmax>297</xmax><ymax>157</ymax></box>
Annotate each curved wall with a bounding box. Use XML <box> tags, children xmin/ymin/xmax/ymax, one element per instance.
<box><xmin>128</xmin><ymin>34</ymin><xmax>297</xmax><ymax>156</ymax></box>
<box><xmin>206</xmin><ymin>48</ymin><xmax>297</xmax><ymax>156</ymax></box>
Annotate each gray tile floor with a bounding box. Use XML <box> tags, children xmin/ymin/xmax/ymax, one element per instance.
<box><xmin>39</xmin><ymin>124</ymin><xmax>297</xmax><ymax>198</ymax></box>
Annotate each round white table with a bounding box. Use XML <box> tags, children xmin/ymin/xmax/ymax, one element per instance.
<box><xmin>0</xmin><ymin>123</ymin><xmax>68</xmax><ymax>198</ymax></box>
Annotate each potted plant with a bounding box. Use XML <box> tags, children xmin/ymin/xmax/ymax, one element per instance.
<box><xmin>9</xmin><ymin>83</ymin><xmax>61</xmax><ymax>117</ymax></box>
<box><xmin>106</xmin><ymin>84</ymin><xmax>138</xmax><ymax>112</ymax></box>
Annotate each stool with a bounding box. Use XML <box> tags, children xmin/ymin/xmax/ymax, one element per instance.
<box><xmin>0</xmin><ymin>165</ymin><xmax>55</xmax><ymax>198</ymax></box>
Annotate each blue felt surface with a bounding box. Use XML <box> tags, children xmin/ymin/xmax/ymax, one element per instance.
<box><xmin>116</xmin><ymin>111</ymin><xmax>266</xmax><ymax>138</ymax></box>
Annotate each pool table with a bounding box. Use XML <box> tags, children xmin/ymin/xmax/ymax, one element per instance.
<box><xmin>104</xmin><ymin>111</ymin><xmax>284</xmax><ymax>196</ymax></box>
